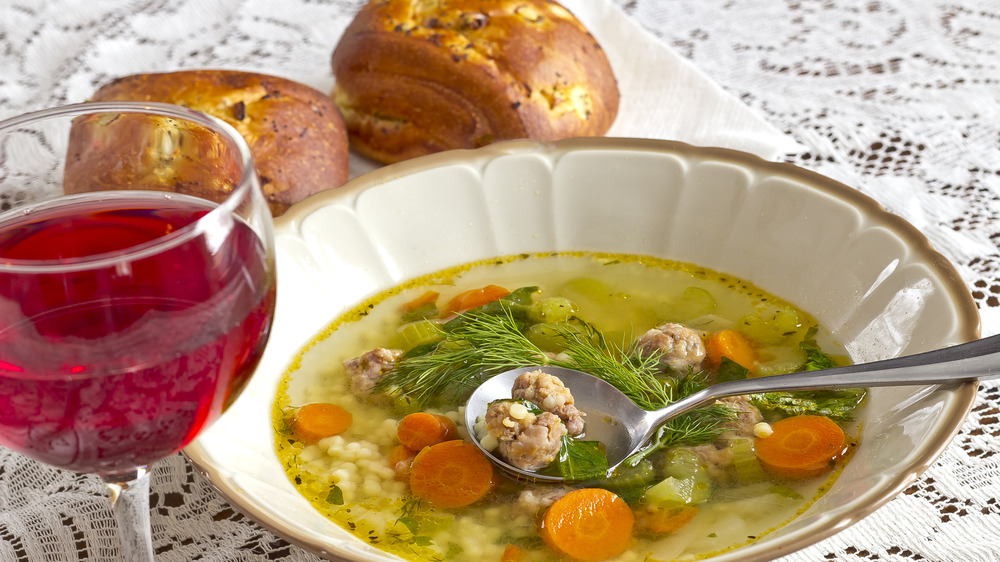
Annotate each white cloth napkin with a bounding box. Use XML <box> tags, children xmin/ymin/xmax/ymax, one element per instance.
<box><xmin>565</xmin><ymin>0</ymin><xmax>804</xmax><ymax>159</ymax></box>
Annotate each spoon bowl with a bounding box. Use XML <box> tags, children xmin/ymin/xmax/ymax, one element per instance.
<box><xmin>464</xmin><ymin>366</ymin><xmax>641</xmax><ymax>482</ymax></box>
<box><xmin>465</xmin><ymin>334</ymin><xmax>1000</xmax><ymax>482</ymax></box>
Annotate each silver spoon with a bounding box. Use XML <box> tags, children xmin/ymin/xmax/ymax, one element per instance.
<box><xmin>464</xmin><ymin>334</ymin><xmax>1000</xmax><ymax>483</ymax></box>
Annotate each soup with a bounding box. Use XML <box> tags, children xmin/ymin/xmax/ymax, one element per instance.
<box><xmin>273</xmin><ymin>253</ymin><xmax>864</xmax><ymax>561</ymax></box>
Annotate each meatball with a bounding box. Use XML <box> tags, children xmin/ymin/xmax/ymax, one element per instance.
<box><xmin>342</xmin><ymin>347</ymin><xmax>402</xmax><ymax>398</ymax></box>
<box><xmin>511</xmin><ymin>369</ymin><xmax>585</xmax><ymax>436</ymax></box>
<box><xmin>676</xmin><ymin>395</ymin><xmax>764</xmax><ymax>484</ymax></box>
<box><xmin>683</xmin><ymin>443</ymin><xmax>736</xmax><ymax>484</ymax></box>
<box><xmin>635</xmin><ymin>322</ymin><xmax>706</xmax><ymax>372</ymax></box>
<box><xmin>485</xmin><ymin>401</ymin><xmax>566</xmax><ymax>471</ymax></box>
<box><xmin>716</xmin><ymin>395</ymin><xmax>764</xmax><ymax>439</ymax></box>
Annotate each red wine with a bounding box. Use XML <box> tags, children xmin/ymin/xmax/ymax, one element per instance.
<box><xmin>0</xmin><ymin>193</ymin><xmax>274</xmax><ymax>475</ymax></box>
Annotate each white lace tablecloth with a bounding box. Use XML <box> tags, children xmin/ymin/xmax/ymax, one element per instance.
<box><xmin>2</xmin><ymin>1</ymin><xmax>1000</xmax><ymax>560</ymax></box>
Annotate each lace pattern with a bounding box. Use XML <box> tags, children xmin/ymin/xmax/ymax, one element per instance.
<box><xmin>1</xmin><ymin>0</ymin><xmax>999</xmax><ymax>560</ymax></box>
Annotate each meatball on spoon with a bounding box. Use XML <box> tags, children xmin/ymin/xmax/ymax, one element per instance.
<box><xmin>465</xmin><ymin>336</ymin><xmax>1000</xmax><ymax>482</ymax></box>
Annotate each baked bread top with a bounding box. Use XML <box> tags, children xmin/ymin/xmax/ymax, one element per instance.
<box><xmin>332</xmin><ymin>0</ymin><xmax>620</xmax><ymax>164</ymax></box>
<box><xmin>70</xmin><ymin>70</ymin><xmax>349</xmax><ymax>215</ymax></box>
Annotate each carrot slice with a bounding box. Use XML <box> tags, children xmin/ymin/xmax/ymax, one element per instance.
<box><xmin>409</xmin><ymin>440</ymin><xmax>494</xmax><ymax>508</ymax></box>
<box><xmin>403</xmin><ymin>290</ymin><xmax>439</xmax><ymax>312</ymax></box>
<box><xmin>397</xmin><ymin>412</ymin><xmax>459</xmax><ymax>451</ymax></box>
<box><xmin>290</xmin><ymin>403</ymin><xmax>353</xmax><ymax>444</ymax></box>
<box><xmin>539</xmin><ymin>488</ymin><xmax>634</xmax><ymax>561</ymax></box>
<box><xmin>442</xmin><ymin>284</ymin><xmax>510</xmax><ymax>316</ymax></box>
<box><xmin>388</xmin><ymin>444</ymin><xmax>419</xmax><ymax>481</ymax></box>
<box><xmin>755</xmin><ymin>415</ymin><xmax>848</xmax><ymax>479</ymax></box>
<box><xmin>705</xmin><ymin>329</ymin><xmax>757</xmax><ymax>371</ymax></box>
<box><xmin>500</xmin><ymin>544</ymin><xmax>527</xmax><ymax>562</ymax></box>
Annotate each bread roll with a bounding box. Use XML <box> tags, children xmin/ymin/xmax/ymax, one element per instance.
<box><xmin>331</xmin><ymin>0</ymin><xmax>620</xmax><ymax>164</ymax></box>
<box><xmin>66</xmin><ymin>70</ymin><xmax>349</xmax><ymax>215</ymax></box>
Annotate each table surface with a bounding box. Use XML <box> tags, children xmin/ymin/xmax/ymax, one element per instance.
<box><xmin>2</xmin><ymin>1</ymin><xmax>1000</xmax><ymax>560</ymax></box>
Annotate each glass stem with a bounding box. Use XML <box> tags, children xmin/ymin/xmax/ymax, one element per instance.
<box><xmin>103</xmin><ymin>467</ymin><xmax>154</xmax><ymax>562</ymax></box>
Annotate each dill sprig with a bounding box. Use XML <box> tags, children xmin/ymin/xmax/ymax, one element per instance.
<box><xmin>548</xmin><ymin>321</ymin><xmax>673</xmax><ymax>410</ymax></box>
<box><xmin>546</xmin><ymin>321</ymin><xmax>736</xmax><ymax>466</ymax></box>
<box><xmin>622</xmin><ymin>404</ymin><xmax>735</xmax><ymax>468</ymax></box>
<box><xmin>375</xmin><ymin>306</ymin><xmax>549</xmax><ymax>408</ymax></box>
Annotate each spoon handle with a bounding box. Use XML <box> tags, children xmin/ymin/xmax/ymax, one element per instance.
<box><xmin>644</xmin><ymin>332</ymin><xmax>1000</xmax><ymax>435</ymax></box>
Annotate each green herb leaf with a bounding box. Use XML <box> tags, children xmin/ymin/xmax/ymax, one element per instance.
<box><xmin>488</xmin><ymin>398</ymin><xmax>543</xmax><ymax>415</ymax></box>
<box><xmin>716</xmin><ymin>357</ymin><xmax>750</xmax><ymax>382</ymax></box>
<box><xmin>750</xmin><ymin>389</ymin><xmax>866</xmax><ymax>422</ymax></box>
<box><xmin>446</xmin><ymin>543</ymin><xmax>464</xmax><ymax>558</ymax></box>
<box><xmin>399</xmin><ymin>341</ymin><xmax>441</xmax><ymax>360</ymax></box>
<box><xmin>397</xmin><ymin>516</ymin><xmax>419</xmax><ymax>534</ymax></box>
<box><xmin>401</xmin><ymin>302</ymin><xmax>438</xmax><ymax>323</ymax></box>
<box><xmin>800</xmin><ymin>326</ymin><xmax>838</xmax><ymax>371</ymax></box>
<box><xmin>557</xmin><ymin>436</ymin><xmax>609</xmax><ymax>482</ymax></box>
<box><xmin>326</xmin><ymin>486</ymin><xmax>345</xmax><ymax>505</ymax></box>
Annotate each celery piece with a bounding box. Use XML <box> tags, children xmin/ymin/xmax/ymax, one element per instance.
<box><xmin>528</xmin><ymin>297</ymin><xmax>579</xmax><ymax>323</ymax></box>
<box><xmin>654</xmin><ymin>447</ymin><xmax>712</xmax><ymax>504</ymax></box>
<box><xmin>730</xmin><ymin>438</ymin><xmax>768</xmax><ymax>485</ymax></box>
<box><xmin>690</xmin><ymin>474</ymin><xmax>712</xmax><ymax>504</ymax></box>
<box><xmin>602</xmin><ymin>459</ymin><xmax>657</xmax><ymax>502</ymax></box>
<box><xmin>609</xmin><ymin>459</ymin><xmax>657</xmax><ymax>488</ymax></box>
<box><xmin>562</xmin><ymin>277</ymin><xmax>615</xmax><ymax>302</ymax></box>
<box><xmin>526</xmin><ymin>322</ymin><xmax>567</xmax><ymax>352</ymax></box>
<box><xmin>644</xmin><ymin>472</ymin><xmax>711</xmax><ymax>507</ymax></box>
<box><xmin>683</xmin><ymin>286</ymin><xmax>716</xmax><ymax>312</ymax></box>
<box><xmin>739</xmin><ymin>305</ymin><xmax>802</xmax><ymax>345</ymax></box>
<box><xmin>754</xmin><ymin>344</ymin><xmax>808</xmax><ymax>377</ymax></box>
<box><xmin>770</xmin><ymin>308</ymin><xmax>800</xmax><ymax>333</ymax></box>
<box><xmin>675</xmin><ymin>287</ymin><xmax>718</xmax><ymax>320</ymax></box>
<box><xmin>654</xmin><ymin>286</ymin><xmax>717</xmax><ymax>322</ymax></box>
<box><xmin>644</xmin><ymin>476</ymin><xmax>695</xmax><ymax>507</ymax></box>
<box><xmin>389</xmin><ymin>319</ymin><xmax>444</xmax><ymax>352</ymax></box>
<box><xmin>658</xmin><ymin>448</ymin><xmax>703</xmax><ymax>479</ymax></box>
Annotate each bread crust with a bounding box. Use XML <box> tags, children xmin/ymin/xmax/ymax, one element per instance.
<box><xmin>66</xmin><ymin>70</ymin><xmax>349</xmax><ymax>215</ymax></box>
<box><xmin>332</xmin><ymin>0</ymin><xmax>619</xmax><ymax>164</ymax></box>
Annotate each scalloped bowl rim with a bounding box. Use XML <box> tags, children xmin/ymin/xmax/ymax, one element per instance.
<box><xmin>186</xmin><ymin>137</ymin><xmax>980</xmax><ymax>562</ymax></box>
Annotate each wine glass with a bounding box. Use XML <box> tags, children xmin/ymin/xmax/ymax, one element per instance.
<box><xmin>0</xmin><ymin>102</ymin><xmax>276</xmax><ymax>561</ymax></box>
